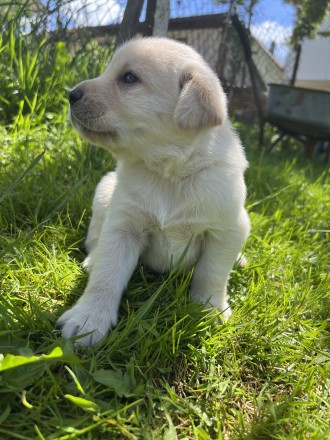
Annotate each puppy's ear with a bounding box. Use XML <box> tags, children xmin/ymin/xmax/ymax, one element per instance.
<box><xmin>174</xmin><ymin>64</ymin><xmax>227</xmax><ymax>130</ymax></box>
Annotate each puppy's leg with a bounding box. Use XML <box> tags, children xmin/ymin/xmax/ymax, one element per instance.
<box><xmin>190</xmin><ymin>212</ymin><xmax>250</xmax><ymax>319</ymax></box>
<box><xmin>83</xmin><ymin>172</ymin><xmax>117</xmax><ymax>272</ymax></box>
<box><xmin>57</xmin><ymin>209</ymin><xmax>147</xmax><ymax>346</ymax></box>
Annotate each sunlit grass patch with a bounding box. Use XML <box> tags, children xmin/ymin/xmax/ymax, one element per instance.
<box><xmin>0</xmin><ymin>121</ymin><xmax>329</xmax><ymax>439</ymax></box>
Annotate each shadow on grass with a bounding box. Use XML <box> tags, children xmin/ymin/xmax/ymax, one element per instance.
<box><xmin>0</xmin><ymin>127</ymin><xmax>115</xmax><ymax>233</ymax></box>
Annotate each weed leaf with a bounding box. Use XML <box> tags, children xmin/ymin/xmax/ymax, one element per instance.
<box><xmin>93</xmin><ymin>369</ymin><xmax>134</xmax><ymax>398</ymax></box>
<box><xmin>0</xmin><ymin>346</ymin><xmax>63</xmax><ymax>372</ymax></box>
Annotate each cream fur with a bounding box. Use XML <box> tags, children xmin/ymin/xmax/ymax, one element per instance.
<box><xmin>57</xmin><ymin>37</ymin><xmax>251</xmax><ymax>346</ymax></box>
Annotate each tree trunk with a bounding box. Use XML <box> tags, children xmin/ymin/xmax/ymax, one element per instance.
<box><xmin>115</xmin><ymin>0</ymin><xmax>145</xmax><ymax>48</ymax></box>
<box><xmin>144</xmin><ymin>0</ymin><xmax>157</xmax><ymax>36</ymax></box>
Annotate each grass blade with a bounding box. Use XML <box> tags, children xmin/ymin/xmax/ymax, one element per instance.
<box><xmin>0</xmin><ymin>149</ymin><xmax>45</xmax><ymax>204</ymax></box>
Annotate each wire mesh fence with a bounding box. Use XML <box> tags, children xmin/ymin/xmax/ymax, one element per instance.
<box><xmin>1</xmin><ymin>0</ymin><xmax>298</xmax><ymax>123</ymax></box>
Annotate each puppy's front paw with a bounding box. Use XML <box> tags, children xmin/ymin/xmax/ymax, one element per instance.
<box><xmin>56</xmin><ymin>301</ymin><xmax>117</xmax><ymax>347</ymax></box>
<box><xmin>190</xmin><ymin>289</ymin><xmax>232</xmax><ymax>322</ymax></box>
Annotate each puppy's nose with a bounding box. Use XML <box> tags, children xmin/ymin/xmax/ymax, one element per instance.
<box><xmin>69</xmin><ymin>87</ymin><xmax>84</xmax><ymax>105</ymax></box>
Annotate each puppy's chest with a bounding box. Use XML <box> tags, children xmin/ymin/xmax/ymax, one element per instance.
<box><xmin>138</xmin><ymin>182</ymin><xmax>196</xmax><ymax>231</ymax></box>
<box><xmin>135</xmin><ymin>182</ymin><xmax>204</xmax><ymax>272</ymax></box>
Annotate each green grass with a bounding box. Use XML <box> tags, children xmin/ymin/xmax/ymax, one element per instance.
<box><xmin>0</xmin><ymin>117</ymin><xmax>329</xmax><ymax>439</ymax></box>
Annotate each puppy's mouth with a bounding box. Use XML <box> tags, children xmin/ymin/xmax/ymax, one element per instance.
<box><xmin>70</xmin><ymin>110</ymin><xmax>118</xmax><ymax>143</ymax></box>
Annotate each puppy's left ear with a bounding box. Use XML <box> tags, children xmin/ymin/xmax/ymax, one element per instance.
<box><xmin>174</xmin><ymin>64</ymin><xmax>227</xmax><ymax>130</ymax></box>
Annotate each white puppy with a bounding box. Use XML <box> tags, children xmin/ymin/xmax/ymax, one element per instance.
<box><xmin>57</xmin><ymin>37</ymin><xmax>250</xmax><ymax>346</ymax></box>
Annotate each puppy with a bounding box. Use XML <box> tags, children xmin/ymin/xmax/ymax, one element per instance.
<box><xmin>57</xmin><ymin>37</ymin><xmax>251</xmax><ymax>346</ymax></box>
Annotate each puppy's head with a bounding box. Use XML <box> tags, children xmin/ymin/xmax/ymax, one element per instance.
<box><xmin>69</xmin><ymin>38</ymin><xmax>227</xmax><ymax>156</ymax></box>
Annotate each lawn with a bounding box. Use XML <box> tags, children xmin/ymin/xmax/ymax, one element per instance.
<box><xmin>0</xmin><ymin>114</ymin><xmax>329</xmax><ymax>439</ymax></box>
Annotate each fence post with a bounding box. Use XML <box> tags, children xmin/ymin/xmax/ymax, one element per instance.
<box><xmin>152</xmin><ymin>0</ymin><xmax>170</xmax><ymax>37</ymax></box>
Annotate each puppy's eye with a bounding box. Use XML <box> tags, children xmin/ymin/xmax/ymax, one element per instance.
<box><xmin>122</xmin><ymin>72</ymin><xmax>138</xmax><ymax>84</ymax></box>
